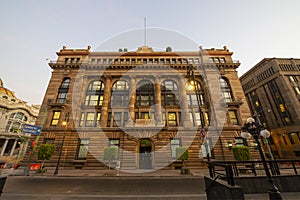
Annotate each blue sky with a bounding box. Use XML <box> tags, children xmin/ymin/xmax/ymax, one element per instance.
<box><xmin>0</xmin><ymin>0</ymin><xmax>299</xmax><ymax>105</ymax></box>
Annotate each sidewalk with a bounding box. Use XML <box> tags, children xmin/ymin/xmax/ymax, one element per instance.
<box><xmin>1</xmin><ymin>167</ymin><xmax>210</xmax><ymax>177</ymax></box>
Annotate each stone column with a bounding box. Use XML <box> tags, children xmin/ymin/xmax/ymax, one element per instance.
<box><xmin>100</xmin><ymin>77</ymin><xmax>112</xmax><ymax>127</ymax></box>
<box><xmin>10</xmin><ymin>140</ymin><xmax>18</xmax><ymax>156</ymax></box>
<box><xmin>179</xmin><ymin>77</ymin><xmax>192</xmax><ymax>127</ymax></box>
<box><xmin>128</xmin><ymin>77</ymin><xmax>136</xmax><ymax>126</ymax></box>
<box><xmin>0</xmin><ymin>139</ymin><xmax>8</xmax><ymax>156</ymax></box>
<box><xmin>154</xmin><ymin>77</ymin><xmax>162</xmax><ymax>124</ymax></box>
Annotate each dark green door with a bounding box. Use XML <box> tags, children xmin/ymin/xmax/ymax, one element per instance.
<box><xmin>139</xmin><ymin>139</ymin><xmax>152</xmax><ymax>169</ymax></box>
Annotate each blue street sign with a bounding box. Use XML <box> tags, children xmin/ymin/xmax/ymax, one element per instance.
<box><xmin>22</xmin><ymin>124</ymin><xmax>42</xmax><ymax>135</ymax></box>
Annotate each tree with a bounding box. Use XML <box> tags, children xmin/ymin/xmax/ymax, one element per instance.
<box><xmin>37</xmin><ymin>144</ymin><xmax>55</xmax><ymax>170</ymax></box>
<box><xmin>176</xmin><ymin>146</ymin><xmax>190</xmax><ymax>174</ymax></box>
<box><xmin>103</xmin><ymin>146</ymin><xmax>118</xmax><ymax>170</ymax></box>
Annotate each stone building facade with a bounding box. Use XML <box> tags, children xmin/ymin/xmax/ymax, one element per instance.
<box><xmin>33</xmin><ymin>45</ymin><xmax>257</xmax><ymax>172</ymax></box>
<box><xmin>0</xmin><ymin>79</ymin><xmax>40</xmax><ymax>165</ymax></box>
<box><xmin>240</xmin><ymin>58</ymin><xmax>300</xmax><ymax>159</ymax></box>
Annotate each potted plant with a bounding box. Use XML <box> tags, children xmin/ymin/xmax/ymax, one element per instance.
<box><xmin>37</xmin><ymin>144</ymin><xmax>55</xmax><ymax>173</ymax></box>
<box><xmin>176</xmin><ymin>146</ymin><xmax>190</xmax><ymax>174</ymax></box>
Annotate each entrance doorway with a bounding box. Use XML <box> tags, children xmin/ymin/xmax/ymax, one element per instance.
<box><xmin>139</xmin><ymin>139</ymin><xmax>152</xmax><ymax>169</ymax></box>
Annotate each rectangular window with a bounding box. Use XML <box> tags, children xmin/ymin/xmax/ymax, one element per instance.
<box><xmin>109</xmin><ymin>139</ymin><xmax>120</xmax><ymax>159</ymax></box>
<box><xmin>79</xmin><ymin>113</ymin><xmax>85</xmax><ymax>127</ymax></box>
<box><xmin>162</xmin><ymin>112</ymin><xmax>166</xmax><ymax>126</ymax></box>
<box><xmin>51</xmin><ymin>111</ymin><xmax>61</xmax><ymax>126</ymax></box>
<box><xmin>97</xmin><ymin>112</ymin><xmax>101</xmax><ymax>124</ymax></box>
<box><xmin>204</xmin><ymin>112</ymin><xmax>210</xmax><ymax>126</ymax></box>
<box><xmin>195</xmin><ymin>112</ymin><xmax>202</xmax><ymax>126</ymax></box>
<box><xmin>107</xmin><ymin>112</ymin><xmax>112</xmax><ymax>127</ymax></box>
<box><xmin>228</xmin><ymin>110</ymin><xmax>239</xmax><ymax>125</ymax></box>
<box><xmin>168</xmin><ymin>112</ymin><xmax>177</xmax><ymax>126</ymax></box>
<box><xmin>189</xmin><ymin>112</ymin><xmax>194</xmax><ymax>126</ymax></box>
<box><xmin>113</xmin><ymin>112</ymin><xmax>122</xmax><ymax>127</ymax></box>
<box><xmin>282</xmin><ymin>134</ymin><xmax>288</xmax><ymax>145</ymax></box>
<box><xmin>288</xmin><ymin>133</ymin><xmax>297</xmax><ymax>144</ymax></box>
<box><xmin>123</xmin><ymin>112</ymin><xmax>128</xmax><ymax>126</ymax></box>
<box><xmin>171</xmin><ymin>138</ymin><xmax>181</xmax><ymax>159</ymax></box>
<box><xmin>141</xmin><ymin>112</ymin><xmax>150</xmax><ymax>119</ymax></box>
<box><xmin>86</xmin><ymin>112</ymin><xmax>95</xmax><ymax>127</ymax></box>
<box><xmin>109</xmin><ymin>139</ymin><xmax>120</xmax><ymax>147</ymax></box>
<box><xmin>77</xmin><ymin>139</ymin><xmax>89</xmax><ymax>159</ymax></box>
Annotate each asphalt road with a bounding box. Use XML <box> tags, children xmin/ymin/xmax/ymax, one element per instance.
<box><xmin>1</xmin><ymin>176</ymin><xmax>206</xmax><ymax>200</ymax></box>
<box><xmin>1</xmin><ymin>176</ymin><xmax>299</xmax><ymax>200</ymax></box>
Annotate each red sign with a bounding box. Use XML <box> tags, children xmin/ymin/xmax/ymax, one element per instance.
<box><xmin>30</xmin><ymin>163</ymin><xmax>41</xmax><ymax>171</ymax></box>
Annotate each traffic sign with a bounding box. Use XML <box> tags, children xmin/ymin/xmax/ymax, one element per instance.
<box><xmin>22</xmin><ymin>124</ymin><xmax>42</xmax><ymax>135</ymax></box>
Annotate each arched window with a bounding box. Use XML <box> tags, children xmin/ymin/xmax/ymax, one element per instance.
<box><xmin>56</xmin><ymin>78</ymin><xmax>71</xmax><ymax>103</ymax></box>
<box><xmin>186</xmin><ymin>80</ymin><xmax>205</xmax><ymax>106</ymax></box>
<box><xmin>85</xmin><ymin>80</ymin><xmax>105</xmax><ymax>106</ymax></box>
<box><xmin>5</xmin><ymin>112</ymin><xmax>28</xmax><ymax>133</ymax></box>
<box><xmin>136</xmin><ymin>80</ymin><xmax>154</xmax><ymax>106</ymax></box>
<box><xmin>161</xmin><ymin>80</ymin><xmax>179</xmax><ymax>106</ymax></box>
<box><xmin>111</xmin><ymin>80</ymin><xmax>129</xmax><ymax>106</ymax></box>
<box><xmin>220</xmin><ymin>78</ymin><xmax>233</xmax><ymax>103</ymax></box>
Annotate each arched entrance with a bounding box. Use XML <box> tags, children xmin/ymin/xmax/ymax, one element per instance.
<box><xmin>139</xmin><ymin>139</ymin><xmax>152</xmax><ymax>169</ymax></box>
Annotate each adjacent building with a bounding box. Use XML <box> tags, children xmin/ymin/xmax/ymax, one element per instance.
<box><xmin>0</xmin><ymin>79</ymin><xmax>40</xmax><ymax>165</ymax></box>
<box><xmin>240</xmin><ymin>58</ymin><xmax>300</xmax><ymax>159</ymax></box>
<box><xmin>32</xmin><ymin>45</ymin><xmax>258</xmax><ymax>172</ymax></box>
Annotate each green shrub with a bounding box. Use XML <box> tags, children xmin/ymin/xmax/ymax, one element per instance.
<box><xmin>232</xmin><ymin>146</ymin><xmax>251</xmax><ymax>161</ymax></box>
<box><xmin>37</xmin><ymin>144</ymin><xmax>55</xmax><ymax>170</ymax></box>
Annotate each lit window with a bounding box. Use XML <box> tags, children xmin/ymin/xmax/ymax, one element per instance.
<box><xmin>79</xmin><ymin>113</ymin><xmax>85</xmax><ymax>127</ymax></box>
<box><xmin>86</xmin><ymin>113</ymin><xmax>95</xmax><ymax>127</ymax></box>
<box><xmin>204</xmin><ymin>112</ymin><xmax>210</xmax><ymax>126</ymax></box>
<box><xmin>228</xmin><ymin>110</ymin><xmax>239</xmax><ymax>125</ymax></box>
<box><xmin>51</xmin><ymin>111</ymin><xmax>61</xmax><ymax>126</ymax></box>
<box><xmin>255</xmin><ymin>101</ymin><xmax>260</xmax><ymax>107</ymax></box>
<box><xmin>168</xmin><ymin>112</ymin><xmax>177</xmax><ymax>126</ymax></box>
<box><xmin>279</xmin><ymin>104</ymin><xmax>285</xmax><ymax>112</ymax></box>
<box><xmin>294</xmin><ymin>87</ymin><xmax>300</xmax><ymax>95</ymax></box>
<box><xmin>195</xmin><ymin>112</ymin><xmax>202</xmax><ymax>126</ymax></box>
<box><xmin>186</xmin><ymin>81</ymin><xmax>205</xmax><ymax>106</ymax></box>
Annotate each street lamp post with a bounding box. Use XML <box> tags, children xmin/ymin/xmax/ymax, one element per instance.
<box><xmin>241</xmin><ymin>117</ymin><xmax>282</xmax><ymax>200</ymax></box>
<box><xmin>54</xmin><ymin>113</ymin><xmax>69</xmax><ymax>175</ymax></box>
<box><xmin>187</xmin><ymin>65</ymin><xmax>213</xmax><ymax>177</ymax></box>
<box><xmin>253</xmin><ymin>109</ymin><xmax>274</xmax><ymax>160</ymax></box>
